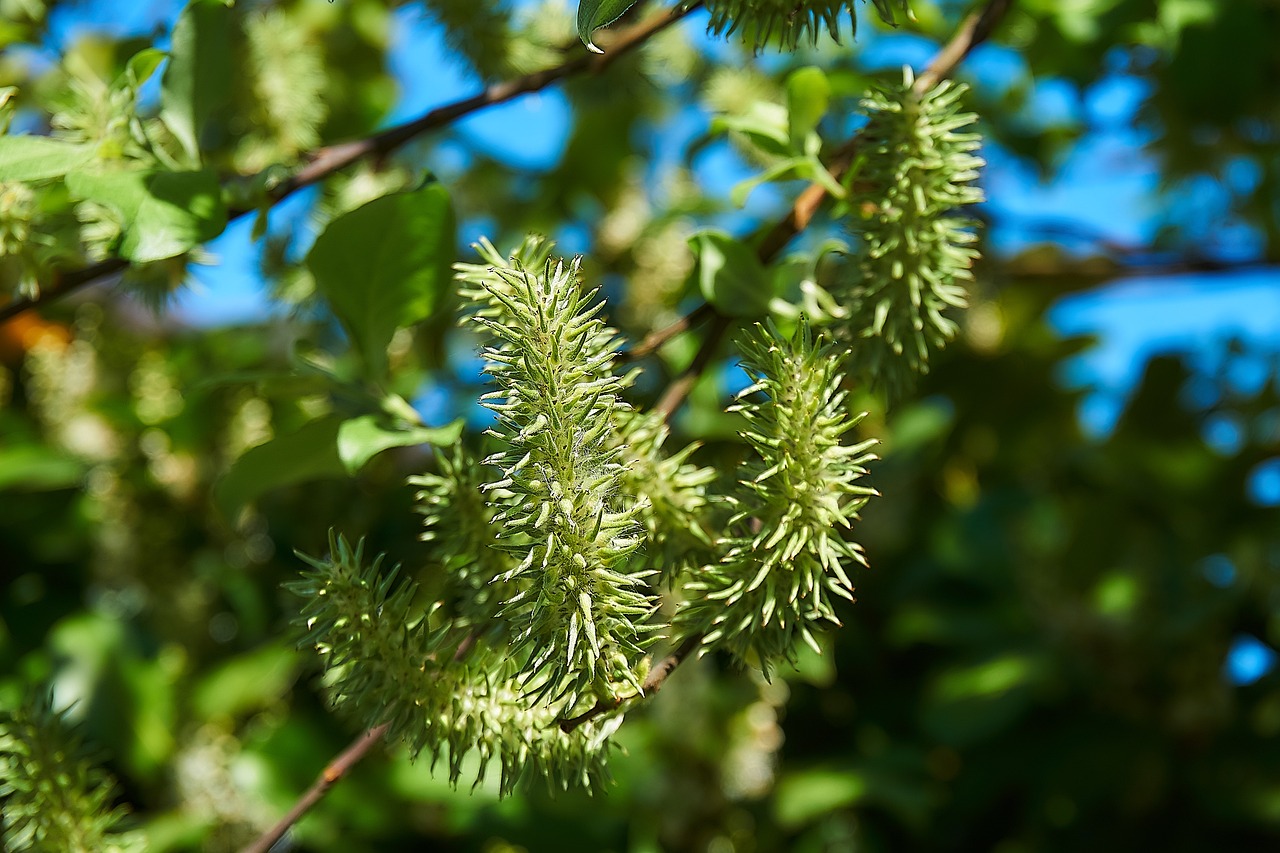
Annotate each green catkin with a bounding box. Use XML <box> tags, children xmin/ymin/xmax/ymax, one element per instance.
<box><xmin>466</xmin><ymin>252</ymin><xmax>657</xmax><ymax>710</ymax></box>
<box><xmin>411</xmin><ymin>443</ymin><xmax>517</xmax><ymax>631</ymax></box>
<box><xmin>704</xmin><ymin>0</ymin><xmax>912</xmax><ymax>50</ymax></box>
<box><xmin>290</xmin><ymin>533</ymin><xmax>616</xmax><ymax>795</ymax></box>
<box><xmin>680</xmin><ymin>320</ymin><xmax>877</xmax><ymax>674</ymax></box>
<box><xmin>840</xmin><ymin>70</ymin><xmax>985</xmax><ymax>395</ymax></box>
<box><xmin>0</xmin><ymin>696</ymin><xmax>138</xmax><ymax>853</ymax></box>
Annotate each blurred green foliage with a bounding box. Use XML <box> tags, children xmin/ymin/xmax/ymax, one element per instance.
<box><xmin>2</xmin><ymin>0</ymin><xmax>1279</xmax><ymax>850</ymax></box>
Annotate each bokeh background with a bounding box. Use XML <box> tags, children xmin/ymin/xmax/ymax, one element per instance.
<box><xmin>2</xmin><ymin>0</ymin><xmax>1279</xmax><ymax>850</ymax></box>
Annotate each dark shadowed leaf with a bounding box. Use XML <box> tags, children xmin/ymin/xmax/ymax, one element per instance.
<box><xmin>306</xmin><ymin>182</ymin><xmax>456</xmax><ymax>380</ymax></box>
<box><xmin>215</xmin><ymin>416</ymin><xmax>346</xmax><ymax>518</ymax></box>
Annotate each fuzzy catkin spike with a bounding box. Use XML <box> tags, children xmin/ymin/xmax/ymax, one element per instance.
<box><xmin>289</xmin><ymin>532</ymin><xmax>615</xmax><ymax>795</ymax></box>
<box><xmin>0</xmin><ymin>695</ymin><xmax>138</xmax><ymax>853</ymax></box>
<box><xmin>679</xmin><ymin>320</ymin><xmax>877</xmax><ymax>673</ymax></box>
<box><xmin>411</xmin><ymin>443</ymin><xmax>517</xmax><ymax>630</ymax></box>
<box><xmin>613</xmin><ymin>410</ymin><xmax>719</xmax><ymax>586</ymax></box>
<box><xmin>466</xmin><ymin>251</ymin><xmax>656</xmax><ymax>711</ymax></box>
<box><xmin>704</xmin><ymin>0</ymin><xmax>912</xmax><ymax>50</ymax></box>
<box><xmin>840</xmin><ymin>70</ymin><xmax>984</xmax><ymax>395</ymax></box>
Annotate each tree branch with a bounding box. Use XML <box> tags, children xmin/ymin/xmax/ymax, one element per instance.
<box><xmin>0</xmin><ymin>2</ymin><xmax>700</xmax><ymax>325</ymax></box>
<box><xmin>239</xmin><ymin>722</ymin><xmax>389</xmax><ymax>853</ymax></box>
<box><xmin>912</xmin><ymin>0</ymin><xmax>1016</xmax><ymax>96</ymax></box>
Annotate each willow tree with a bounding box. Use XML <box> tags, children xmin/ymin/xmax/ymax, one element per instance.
<box><xmin>0</xmin><ymin>0</ymin><xmax>1005</xmax><ymax>849</ymax></box>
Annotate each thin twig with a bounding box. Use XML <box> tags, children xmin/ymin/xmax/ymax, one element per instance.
<box><xmin>558</xmin><ymin>632</ymin><xmax>703</xmax><ymax>733</ymax></box>
<box><xmin>912</xmin><ymin>0</ymin><xmax>1016</xmax><ymax>95</ymax></box>
<box><xmin>616</xmin><ymin>302</ymin><xmax>714</xmax><ymax>363</ymax></box>
<box><xmin>654</xmin><ymin>313</ymin><xmax>731</xmax><ymax>420</ymax></box>
<box><xmin>0</xmin><ymin>3</ymin><xmax>700</xmax><ymax>325</ymax></box>
<box><xmin>239</xmin><ymin>722</ymin><xmax>390</xmax><ymax>853</ymax></box>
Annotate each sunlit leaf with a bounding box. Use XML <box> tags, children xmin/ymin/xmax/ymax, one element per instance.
<box><xmin>0</xmin><ymin>136</ymin><xmax>94</xmax><ymax>182</ymax></box>
<box><xmin>786</xmin><ymin>66</ymin><xmax>830</xmax><ymax>148</ymax></box>
<box><xmin>336</xmin><ymin>414</ymin><xmax>463</xmax><ymax>474</ymax></box>
<box><xmin>65</xmin><ymin>168</ymin><xmax>226</xmax><ymax>262</ymax></box>
<box><xmin>577</xmin><ymin>0</ymin><xmax>639</xmax><ymax>52</ymax></box>
<box><xmin>689</xmin><ymin>230</ymin><xmax>772</xmax><ymax>318</ymax></box>
<box><xmin>161</xmin><ymin>0</ymin><xmax>233</xmax><ymax>162</ymax></box>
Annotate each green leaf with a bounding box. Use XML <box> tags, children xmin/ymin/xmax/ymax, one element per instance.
<box><xmin>125</xmin><ymin>47</ymin><xmax>167</xmax><ymax>90</ymax></box>
<box><xmin>729</xmin><ymin>157</ymin><xmax>806</xmax><ymax>208</ymax></box>
<box><xmin>0</xmin><ymin>135</ymin><xmax>94</xmax><ymax>181</ymax></box>
<box><xmin>336</xmin><ymin>414</ymin><xmax>463</xmax><ymax>475</ymax></box>
<box><xmin>306</xmin><ymin>182</ymin><xmax>456</xmax><ymax>380</ymax></box>
<box><xmin>192</xmin><ymin>644</ymin><xmax>298</xmax><ymax>721</ymax></box>
<box><xmin>0</xmin><ymin>446</ymin><xmax>85</xmax><ymax>491</ymax></box>
<box><xmin>161</xmin><ymin>0</ymin><xmax>233</xmax><ymax>162</ymax></box>
<box><xmin>689</xmin><ymin>230</ymin><xmax>771</xmax><ymax>318</ymax></box>
<box><xmin>65</xmin><ymin>168</ymin><xmax>226</xmax><ymax>262</ymax></box>
<box><xmin>775</xmin><ymin>769</ymin><xmax>868</xmax><ymax>828</ymax></box>
<box><xmin>786</xmin><ymin>66</ymin><xmax>831</xmax><ymax>148</ymax></box>
<box><xmin>215</xmin><ymin>416</ymin><xmax>346</xmax><ymax>518</ymax></box>
<box><xmin>577</xmin><ymin>0</ymin><xmax>639</xmax><ymax>52</ymax></box>
<box><xmin>710</xmin><ymin>102</ymin><xmax>791</xmax><ymax>156</ymax></box>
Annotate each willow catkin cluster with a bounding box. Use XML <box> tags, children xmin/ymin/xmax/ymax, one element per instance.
<box><xmin>0</xmin><ymin>696</ymin><xmax>138</xmax><ymax>853</ymax></box>
<box><xmin>704</xmin><ymin>0</ymin><xmax>911</xmax><ymax>50</ymax></box>
<box><xmin>468</xmin><ymin>255</ymin><xmax>657</xmax><ymax>710</ymax></box>
<box><xmin>840</xmin><ymin>70</ymin><xmax>985</xmax><ymax>395</ymax></box>
<box><xmin>289</xmin><ymin>533</ymin><xmax>615</xmax><ymax>795</ymax></box>
<box><xmin>680</xmin><ymin>321</ymin><xmax>877</xmax><ymax>673</ymax></box>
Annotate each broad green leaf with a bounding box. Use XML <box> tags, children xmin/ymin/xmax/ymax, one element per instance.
<box><xmin>786</xmin><ymin>66</ymin><xmax>831</xmax><ymax>148</ymax></box>
<box><xmin>775</xmin><ymin>769</ymin><xmax>868</xmax><ymax>828</ymax></box>
<box><xmin>711</xmin><ymin>102</ymin><xmax>791</xmax><ymax>156</ymax></box>
<box><xmin>215</xmin><ymin>416</ymin><xmax>346</xmax><ymax>518</ymax></box>
<box><xmin>689</xmin><ymin>230</ymin><xmax>771</xmax><ymax>318</ymax></box>
<box><xmin>0</xmin><ymin>135</ymin><xmax>94</xmax><ymax>181</ymax></box>
<box><xmin>0</xmin><ymin>446</ymin><xmax>85</xmax><ymax>491</ymax></box>
<box><xmin>66</xmin><ymin>168</ymin><xmax>226</xmax><ymax>262</ymax></box>
<box><xmin>306</xmin><ymin>182</ymin><xmax>456</xmax><ymax>380</ymax></box>
<box><xmin>577</xmin><ymin>0</ymin><xmax>639</xmax><ymax>52</ymax></box>
<box><xmin>161</xmin><ymin>0</ymin><xmax>233</xmax><ymax>161</ymax></box>
<box><xmin>336</xmin><ymin>414</ymin><xmax>463</xmax><ymax>475</ymax></box>
<box><xmin>193</xmin><ymin>644</ymin><xmax>298</xmax><ymax>721</ymax></box>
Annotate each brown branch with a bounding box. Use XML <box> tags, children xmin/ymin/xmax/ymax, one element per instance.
<box><xmin>239</xmin><ymin>722</ymin><xmax>390</xmax><ymax>853</ymax></box>
<box><xmin>0</xmin><ymin>258</ymin><xmax>128</xmax><ymax>324</ymax></box>
<box><xmin>616</xmin><ymin>302</ymin><xmax>715</xmax><ymax>363</ymax></box>
<box><xmin>653</xmin><ymin>313</ymin><xmax>731</xmax><ymax>420</ymax></box>
<box><xmin>912</xmin><ymin>0</ymin><xmax>1016</xmax><ymax>96</ymax></box>
<box><xmin>558</xmin><ymin>632</ymin><xmax>703</xmax><ymax>733</ymax></box>
<box><xmin>0</xmin><ymin>2</ymin><xmax>700</xmax><ymax>325</ymax></box>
